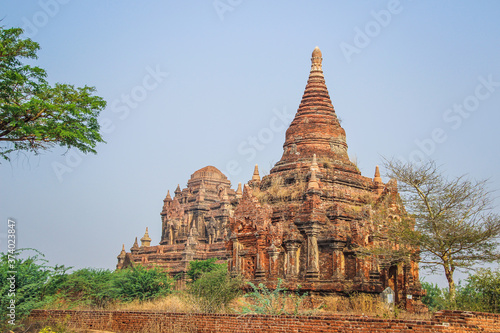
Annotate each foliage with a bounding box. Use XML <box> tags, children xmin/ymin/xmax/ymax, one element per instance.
<box><xmin>382</xmin><ymin>159</ymin><xmax>500</xmax><ymax>298</ymax></box>
<box><xmin>240</xmin><ymin>279</ymin><xmax>310</xmax><ymax>316</ymax></box>
<box><xmin>186</xmin><ymin>257</ymin><xmax>220</xmax><ymax>281</ymax></box>
<box><xmin>454</xmin><ymin>268</ymin><xmax>500</xmax><ymax>313</ymax></box>
<box><xmin>421</xmin><ymin>281</ymin><xmax>448</xmax><ymax>311</ymax></box>
<box><xmin>186</xmin><ymin>263</ymin><xmax>243</xmax><ymax>313</ymax></box>
<box><xmin>0</xmin><ymin>249</ymin><xmax>69</xmax><ymax>331</ymax></box>
<box><xmin>112</xmin><ymin>265</ymin><xmax>174</xmax><ymax>302</ymax></box>
<box><xmin>0</xmin><ymin>249</ymin><xmax>175</xmax><ymax>332</ymax></box>
<box><xmin>0</xmin><ymin>27</ymin><xmax>106</xmax><ymax>161</ymax></box>
<box><xmin>53</xmin><ymin>268</ymin><xmax>115</xmax><ymax>308</ymax></box>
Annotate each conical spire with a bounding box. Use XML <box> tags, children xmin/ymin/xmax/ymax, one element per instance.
<box><xmin>374</xmin><ymin>165</ymin><xmax>384</xmax><ymax>195</ymax></box>
<box><xmin>130</xmin><ymin>237</ymin><xmax>139</xmax><ymax>253</ymax></box>
<box><xmin>307</xmin><ymin>165</ymin><xmax>320</xmax><ymax>191</ymax></box>
<box><xmin>236</xmin><ymin>182</ymin><xmax>243</xmax><ymax>199</ymax></box>
<box><xmin>174</xmin><ymin>184</ymin><xmax>181</xmax><ymax>196</ymax></box>
<box><xmin>311</xmin><ymin>154</ymin><xmax>319</xmax><ymax>172</ymax></box>
<box><xmin>252</xmin><ymin>164</ymin><xmax>261</xmax><ymax>182</ymax></box>
<box><xmin>141</xmin><ymin>227</ymin><xmax>152</xmax><ymax>247</ymax></box>
<box><xmin>374</xmin><ymin>166</ymin><xmax>382</xmax><ymax>183</ymax></box>
<box><xmin>271</xmin><ymin>47</ymin><xmax>357</xmax><ymax>174</ymax></box>
<box><xmin>165</xmin><ymin>190</ymin><xmax>172</xmax><ymax>201</ymax></box>
<box><xmin>117</xmin><ymin>244</ymin><xmax>126</xmax><ymax>259</ymax></box>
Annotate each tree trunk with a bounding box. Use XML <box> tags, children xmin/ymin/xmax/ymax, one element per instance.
<box><xmin>444</xmin><ymin>265</ymin><xmax>456</xmax><ymax>299</ymax></box>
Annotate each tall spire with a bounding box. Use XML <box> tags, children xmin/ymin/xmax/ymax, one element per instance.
<box><xmin>165</xmin><ymin>190</ymin><xmax>172</xmax><ymax>201</ymax></box>
<box><xmin>252</xmin><ymin>164</ymin><xmax>261</xmax><ymax>182</ymax></box>
<box><xmin>236</xmin><ymin>182</ymin><xmax>243</xmax><ymax>199</ymax></box>
<box><xmin>141</xmin><ymin>227</ymin><xmax>152</xmax><ymax>247</ymax></box>
<box><xmin>271</xmin><ymin>47</ymin><xmax>357</xmax><ymax>174</ymax></box>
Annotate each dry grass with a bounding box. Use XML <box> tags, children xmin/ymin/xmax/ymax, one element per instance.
<box><xmin>254</xmin><ymin>175</ymin><xmax>307</xmax><ymax>204</ymax></box>
<box><xmin>318</xmin><ymin>294</ymin><xmax>431</xmax><ymax>320</ymax></box>
<box><xmin>112</xmin><ymin>293</ymin><xmax>192</xmax><ymax>312</ymax></box>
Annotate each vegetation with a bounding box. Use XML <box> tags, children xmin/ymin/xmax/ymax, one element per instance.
<box><xmin>382</xmin><ymin>159</ymin><xmax>500</xmax><ymax>298</ymax></box>
<box><xmin>421</xmin><ymin>268</ymin><xmax>500</xmax><ymax>313</ymax></box>
<box><xmin>240</xmin><ymin>279</ymin><xmax>311</xmax><ymax>316</ymax></box>
<box><xmin>186</xmin><ymin>262</ymin><xmax>243</xmax><ymax>313</ymax></box>
<box><xmin>0</xmin><ymin>27</ymin><xmax>106</xmax><ymax>161</ymax></box>
<box><xmin>186</xmin><ymin>257</ymin><xmax>220</xmax><ymax>281</ymax></box>
<box><xmin>0</xmin><ymin>250</ymin><xmax>173</xmax><ymax>331</ymax></box>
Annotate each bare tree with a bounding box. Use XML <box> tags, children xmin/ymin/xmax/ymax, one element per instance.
<box><xmin>383</xmin><ymin>159</ymin><xmax>500</xmax><ymax>298</ymax></box>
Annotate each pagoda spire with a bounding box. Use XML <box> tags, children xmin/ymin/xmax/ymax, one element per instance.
<box><xmin>236</xmin><ymin>182</ymin><xmax>243</xmax><ymax>199</ymax></box>
<box><xmin>165</xmin><ymin>190</ymin><xmax>172</xmax><ymax>201</ymax></box>
<box><xmin>141</xmin><ymin>227</ymin><xmax>152</xmax><ymax>247</ymax></box>
<box><xmin>252</xmin><ymin>164</ymin><xmax>261</xmax><ymax>182</ymax></box>
<box><xmin>271</xmin><ymin>47</ymin><xmax>357</xmax><ymax>175</ymax></box>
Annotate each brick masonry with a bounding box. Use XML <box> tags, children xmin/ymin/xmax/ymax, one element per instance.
<box><xmin>29</xmin><ymin>309</ymin><xmax>500</xmax><ymax>333</ymax></box>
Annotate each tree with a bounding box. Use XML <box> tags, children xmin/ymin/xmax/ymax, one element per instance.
<box><xmin>186</xmin><ymin>263</ymin><xmax>243</xmax><ymax>313</ymax></box>
<box><xmin>186</xmin><ymin>257</ymin><xmax>220</xmax><ymax>281</ymax></box>
<box><xmin>0</xmin><ymin>27</ymin><xmax>106</xmax><ymax>161</ymax></box>
<box><xmin>383</xmin><ymin>159</ymin><xmax>500</xmax><ymax>298</ymax></box>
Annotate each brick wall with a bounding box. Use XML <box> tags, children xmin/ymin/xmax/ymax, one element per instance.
<box><xmin>29</xmin><ymin>309</ymin><xmax>500</xmax><ymax>333</ymax></box>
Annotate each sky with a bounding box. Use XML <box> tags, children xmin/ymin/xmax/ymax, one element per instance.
<box><xmin>1</xmin><ymin>1</ymin><xmax>499</xmax><ymax>287</ymax></box>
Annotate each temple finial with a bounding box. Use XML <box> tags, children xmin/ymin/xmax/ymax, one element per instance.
<box><xmin>307</xmin><ymin>165</ymin><xmax>320</xmax><ymax>190</ymax></box>
<box><xmin>236</xmin><ymin>182</ymin><xmax>243</xmax><ymax>199</ymax></box>
<box><xmin>141</xmin><ymin>227</ymin><xmax>152</xmax><ymax>247</ymax></box>
<box><xmin>166</xmin><ymin>190</ymin><xmax>172</xmax><ymax>200</ymax></box>
<box><xmin>374</xmin><ymin>166</ymin><xmax>382</xmax><ymax>183</ymax></box>
<box><xmin>175</xmin><ymin>184</ymin><xmax>181</xmax><ymax>196</ymax></box>
<box><xmin>311</xmin><ymin>154</ymin><xmax>319</xmax><ymax>172</ymax></box>
<box><xmin>252</xmin><ymin>164</ymin><xmax>261</xmax><ymax>182</ymax></box>
<box><xmin>311</xmin><ymin>46</ymin><xmax>323</xmax><ymax>73</ymax></box>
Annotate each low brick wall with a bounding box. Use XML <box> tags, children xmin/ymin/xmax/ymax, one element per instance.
<box><xmin>29</xmin><ymin>309</ymin><xmax>500</xmax><ymax>333</ymax></box>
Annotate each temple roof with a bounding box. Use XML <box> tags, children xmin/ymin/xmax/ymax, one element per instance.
<box><xmin>190</xmin><ymin>165</ymin><xmax>227</xmax><ymax>181</ymax></box>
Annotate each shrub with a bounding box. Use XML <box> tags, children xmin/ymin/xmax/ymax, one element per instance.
<box><xmin>0</xmin><ymin>249</ymin><xmax>69</xmax><ymax>331</ymax></box>
<box><xmin>112</xmin><ymin>265</ymin><xmax>174</xmax><ymax>302</ymax></box>
<box><xmin>186</xmin><ymin>264</ymin><xmax>243</xmax><ymax>313</ymax></box>
<box><xmin>240</xmin><ymin>279</ymin><xmax>310</xmax><ymax>315</ymax></box>
<box><xmin>186</xmin><ymin>257</ymin><xmax>220</xmax><ymax>281</ymax></box>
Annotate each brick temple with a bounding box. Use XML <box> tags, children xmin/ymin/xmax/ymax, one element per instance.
<box><xmin>117</xmin><ymin>47</ymin><xmax>425</xmax><ymax>309</ymax></box>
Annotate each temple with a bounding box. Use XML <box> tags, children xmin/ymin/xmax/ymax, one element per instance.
<box><xmin>117</xmin><ymin>47</ymin><xmax>425</xmax><ymax>310</ymax></box>
<box><xmin>116</xmin><ymin>166</ymin><xmax>239</xmax><ymax>281</ymax></box>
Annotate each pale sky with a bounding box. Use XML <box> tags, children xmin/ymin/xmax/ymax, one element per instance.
<box><xmin>1</xmin><ymin>1</ymin><xmax>499</xmax><ymax>287</ymax></box>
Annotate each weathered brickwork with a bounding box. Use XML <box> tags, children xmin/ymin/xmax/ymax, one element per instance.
<box><xmin>117</xmin><ymin>47</ymin><xmax>425</xmax><ymax>308</ymax></box>
<box><xmin>29</xmin><ymin>309</ymin><xmax>500</xmax><ymax>333</ymax></box>
<box><xmin>117</xmin><ymin>166</ymin><xmax>239</xmax><ymax>281</ymax></box>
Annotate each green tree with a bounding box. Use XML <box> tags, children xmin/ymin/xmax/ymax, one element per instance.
<box><xmin>186</xmin><ymin>257</ymin><xmax>220</xmax><ymax>281</ymax></box>
<box><xmin>55</xmin><ymin>268</ymin><xmax>115</xmax><ymax>308</ymax></box>
<box><xmin>0</xmin><ymin>249</ymin><xmax>68</xmax><ymax>330</ymax></box>
<box><xmin>383</xmin><ymin>159</ymin><xmax>500</xmax><ymax>298</ymax></box>
<box><xmin>0</xmin><ymin>27</ymin><xmax>106</xmax><ymax>160</ymax></box>
<box><xmin>112</xmin><ymin>265</ymin><xmax>173</xmax><ymax>302</ymax></box>
<box><xmin>187</xmin><ymin>263</ymin><xmax>243</xmax><ymax>313</ymax></box>
<box><xmin>455</xmin><ymin>268</ymin><xmax>500</xmax><ymax>313</ymax></box>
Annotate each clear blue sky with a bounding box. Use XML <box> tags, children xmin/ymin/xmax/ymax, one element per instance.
<box><xmin>1</xmin><ymin>1</ymin><xmax>499</xmax><ymax>287</ymax></box>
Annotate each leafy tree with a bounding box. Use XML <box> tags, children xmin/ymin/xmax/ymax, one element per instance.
<box><xmin>383</xmin><ymin>159</ymin><xmax>500</xmax><ymax>298</ymax></box>
<box><xmin>455</xmin><ymin>268</ymin><xmax>500</xmax><ymax>313</ymax></box>
<box><xmin>186</xmin><ymin>263</ymin><xmax>243</xmax><ymax>313</ymax></box>
<box><xmin>0</xmin><ymin>249</ymin><xmax>68</xmax><ymax>330</ymax></box>
<box><xmin>186</xmin><ymin>257</ymin><xmax>220</xmax><ymax>281</ymax></box>
<box><xmin>0</xmin><ymin>27</ymin><xmax>106</xmax><ymax>160</ymax></box>
<box><xmin>55</xmin><ymin>268</ymin><xmax>115</xmax><ymax>308</ymax></box>
<box><xmin>112</xmin><ymin>265</ymin><xmax>173</xmax><ymax>302</ymax></box>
